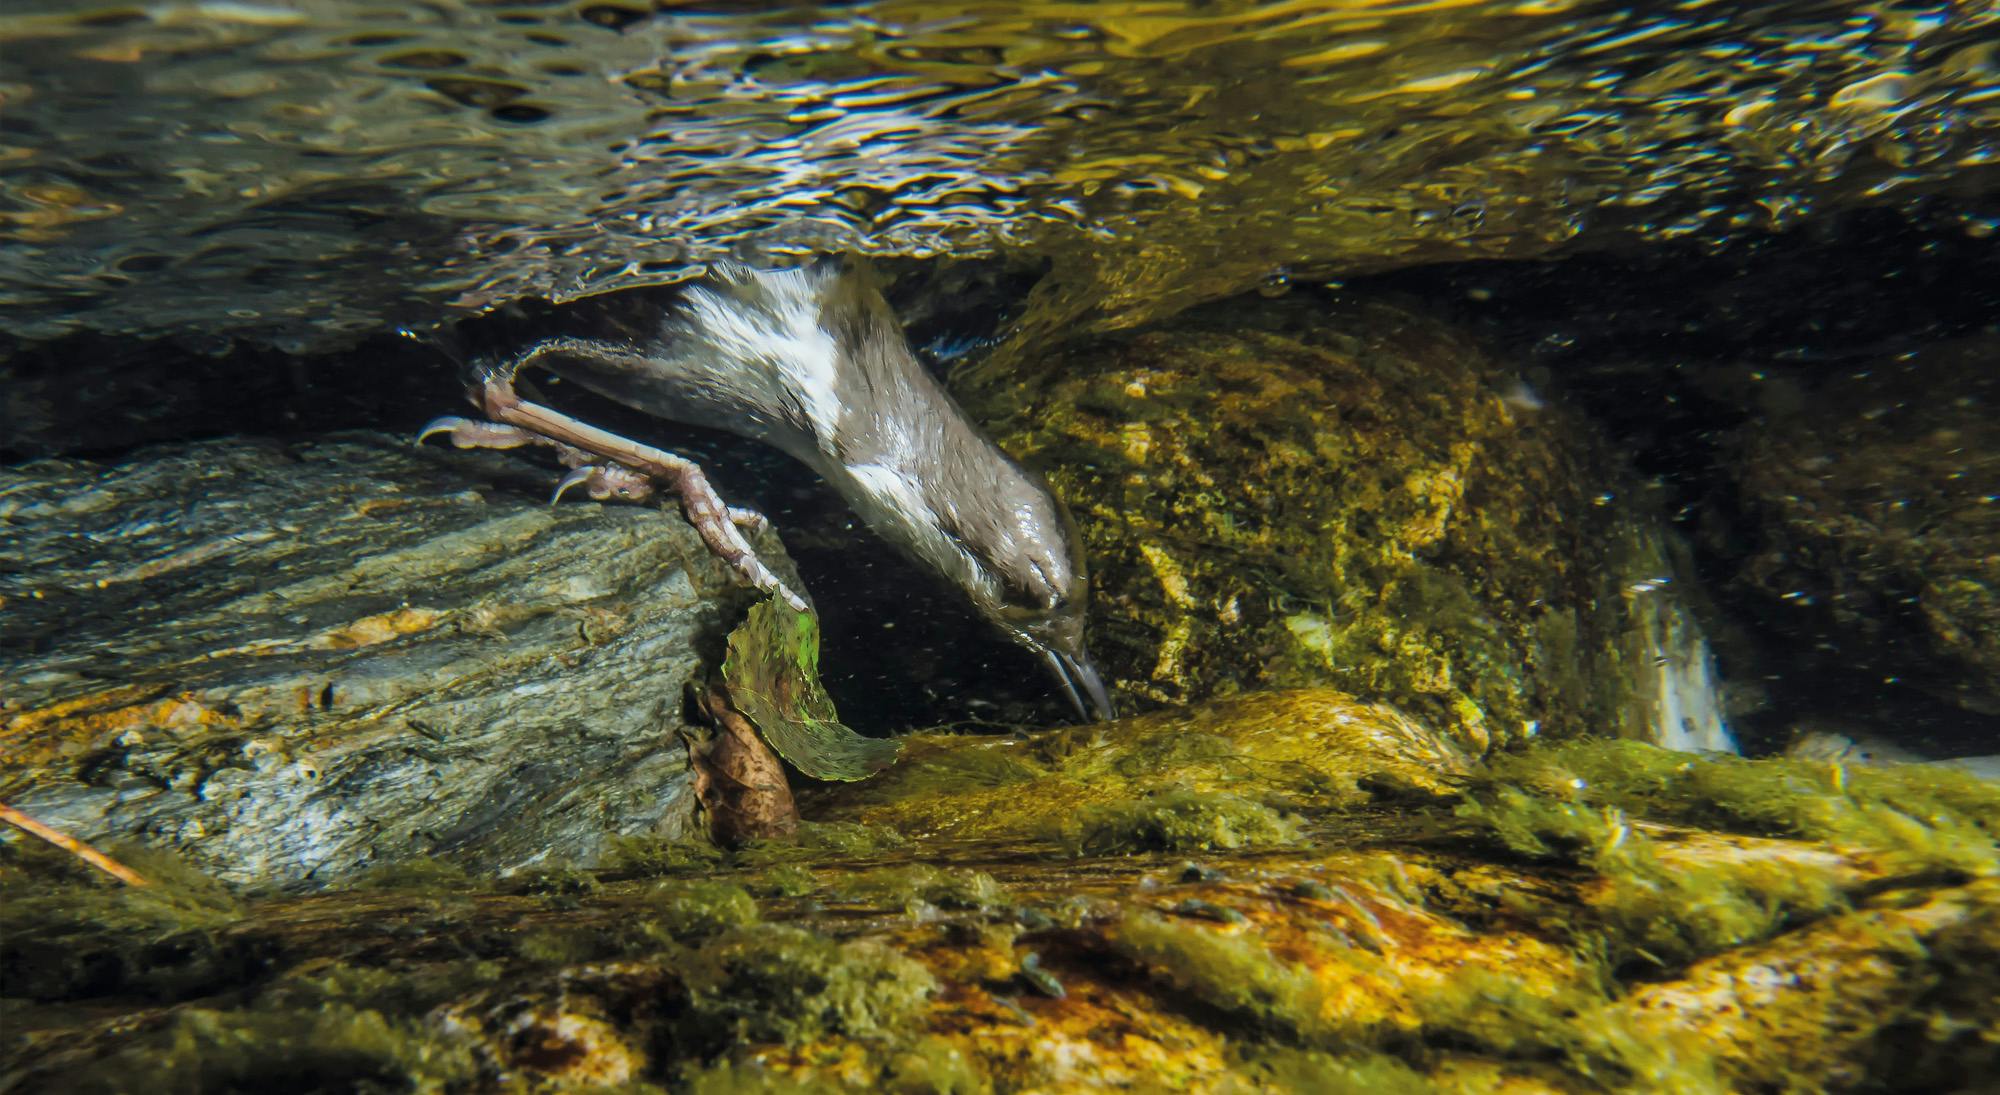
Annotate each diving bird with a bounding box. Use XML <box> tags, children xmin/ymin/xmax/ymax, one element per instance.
<box><xmin>420</xmin><ymin>257</ymin><xmax>1114</xmax><ymax>721</ymax></box>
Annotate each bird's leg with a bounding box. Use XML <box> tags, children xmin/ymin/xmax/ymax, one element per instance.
<box><xmin>418</xmin><ymin>417</ymin><xmax>655</xmax><ymax>503</ymax></box>
<box><xmin>421</xmin><ymin>416</ymin><xmax>773</xmax><ymax>526</ymax></box>
<box><xmin>418</xmin><ymin>346</ymin><xmax>806</xmax><ymax>611</ymax></box>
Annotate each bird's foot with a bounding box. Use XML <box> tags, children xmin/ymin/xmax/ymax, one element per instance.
<box><xmin>420</xmin><ymin>417</ymin><xmax>654</xmax><ymax>503</ymax></box>
<box><xmin>419</xmin><ymin>389</ymin><xmax>807</xmax><ymax>613</ymax></box>
<box><xmin>551</xmin><ymin>463</ymin><xmax>656</xmax><ymax>505</ymax></box>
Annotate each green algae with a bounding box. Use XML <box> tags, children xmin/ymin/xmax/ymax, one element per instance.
<box><xmin>0</xmin><ymin>842</ymin><xmax>249</xmax><ymax>1003</ymax></box>
<box><xmin>513</xmin><ymin>881</ymin><xmax>761</xmax><ymax>965</ymax></box>
<box><xmin>604</xmin><ymin>833</ymin><xmax>730</xmax><ymax>875</ymax></box>
<box><xmin>506</xmin><ymin>864</ymin><xmax>605</xmax><ymax>897</ymax></box>
<box><xmin>1592</xmin><ymin>845</ymin><xmax>1846</xmax><ymax>972</ymax></box>
<box><xmin>1450</xmin><ymin>738</ymin><xmax>2000</xmax><ymax>971</ymax></box>
<box><xmin>1068</xmin><ymin>791</ymin><xmax>1301</xmax><ymax>856</ymax></box>
<box><xmin>256</xmin><ymin>958</ymin><xmax>507</xmax><ymax>1016</ymax></box>
<box><xmin>748</xmin><ymin>864</ymin><xmax>820</xmax><ymax>898</ymax></box>
<box><xmin>681</xmin><ymin>1034</ymin><xmax>986</xmax><ymax>1094</ymax></box>
<box><xmin>827</xmin><ymin>865</ymin><xmax>1006</xmax><ymax>914</ymax></box>
<box><xmin>608</xmin><ymin>822</ymin><xmax>908</xmax><ymax>878</ymax></box>
<box><xmin>1114</xmin><ymin>908</ymin><xmax>1732</xmax><ymax>1092</ymax></box>
<box><xmin>858</xmin><ymin>745</ymin><xmax>1042</xmax><ymax>799</ymax></box>
<box><xmin>1407</xmin><ymin>970</ymin><xmax>1725</xmax><ymax>1094</ymax></box>
<box><xmin>514</xmin><ymin>923</ymin><xmax>641</xmax><ymax>966</ymax></box>
<box><xmin>354</xmin><ymin>857</ymin><xmax>480</xmax><ymax>892</ymax></box>
<box><xmin>1455</xmin><ymin>783</ymin><xmax>1849</xmax><ymax>969</ymax></box>
<box><xmin>677</xmin><ymin>925</ymin><xmax>938</xmax><ymax>1051</ymax></box>
<box><xmin>1858</xmin><ymin>891</ymin><xmax>2000</xmax><ymax>1087</ymax></box>
<box><xmin>652</xmin><ymin>880</ymin><xmax>761</xmax><ymax>938</ymax></box>
<box><xmin>877</xmin><ymin>1037</ymin><xmax>992</xmax><ymax>1095</ymax></box>
<box><xmin>39</xmin><ymin>1004</ymin><xmax>478</xmax><ymax>1095</ymax></box>
<box><xmin>1485</xmin><ymin>738</ymin><xmax>2000</xmax><ymax>873</ymax></box>
<box><xmin>820</xmin><ymin>690</ymin><xmax>1468</xmax><ymax>847</ymax></box>
<box><xmin>681</xmin><ymin>1063</ymin><xmax>847</xmax><ymax>1094</ymax></box>
<box><xmin>736</xmin><ymin>821</ymin><xmax>909</xmax><ymax>865</ymax></box>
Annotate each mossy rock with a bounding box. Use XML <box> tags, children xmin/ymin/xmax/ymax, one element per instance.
<box><xmin>6</xmin><ymin>721</ymin><xmax>1999</xmax><ymax>1093</ymax></box>
<box><xmin>806</xmin><ymin>688</ymin><xmax>1472</xmax><ymax>842</ymax></box>
<box><xmin>966</xmin><ymin>290</ymin><xmax>1715</xmax><ymax>750</ymax></box>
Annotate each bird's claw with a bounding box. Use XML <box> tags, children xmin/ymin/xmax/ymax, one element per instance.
<box><xmin>416</xmin><ymin>416</ymin><xmax>539</xmax><ymax>450</ymax></box>
<box><xmin>550</xmin><ymin>463</ymin><xmax>656</xmax><ymax>505</ymax></box>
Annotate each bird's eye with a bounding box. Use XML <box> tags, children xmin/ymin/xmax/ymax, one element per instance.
<box><xmin>1001</xmin><ymin>584</ymin><xmax>1060</xmax><ymax>615</ymax></box>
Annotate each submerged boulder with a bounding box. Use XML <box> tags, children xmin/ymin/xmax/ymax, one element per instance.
<box><xmin>967</xmin><ymin>291</ymin><xmax>1730</xmax><ymax>752</ymax></box>
<box><xmin>1723</xmin><ymin>335</ymin><xmax>2000</xmax><ymax>718</ymax></box>
<box><xmin>6</xmin><ymin>690</ymin><xmax>1995</xmax><ymax>1092</ymax></box>
<box><xmin>0</xmin><ymin>432</ymin><xmax>795</xmax><ymax>889</ymax></box>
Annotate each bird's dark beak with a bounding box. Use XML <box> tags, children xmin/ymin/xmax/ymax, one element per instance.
<box><xmin>1042</xmin><ymin>647</ymin><xmax>1116</xmax><ymax>723</ymax></box>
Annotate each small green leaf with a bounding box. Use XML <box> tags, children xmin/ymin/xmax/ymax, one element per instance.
<box><xmin>721</xmin><ymin>600</ymin><xmax>900</xmax><ymax>781</ymax></box>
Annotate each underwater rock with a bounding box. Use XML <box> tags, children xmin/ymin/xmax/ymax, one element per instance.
<box><xmin>1723</xmin><ymin>335</ymin><xmax>2000</xmax><ymax>718</ymax></box>
<box><xmin>806</xmin><ymin>687</ymin><xmax>1473</xmax><ymax>845</ymax></box>
<box><xmin>1788</xmin><ymin>727</ymin><xmax>2000</xmax><ymax>784</ymax></box>
<box><xmin>0</xmin><ymin>432</ymin><xmax>798</xmax><ymax>889</ymax></box>
<box><xmin>968</xmin><ymin>290</ymin><xmax>1731</xmax><ymax>752</ymax></box>
<box><xmin>6</xmin><ymin>711</ymin><xmax>1996</xmax><ymax>1092</ymax></box>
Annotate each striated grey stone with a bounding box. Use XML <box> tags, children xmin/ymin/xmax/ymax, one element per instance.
<box><xmin>0</xmin><ymin>432</ymin><xmax>795</xmax><ymax>890</ymax></box>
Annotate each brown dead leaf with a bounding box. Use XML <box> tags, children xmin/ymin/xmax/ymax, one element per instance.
<box><xmin>682</xmin><ymin>683</ymin><xmax>799</xmax><ymax>847</ymax></box>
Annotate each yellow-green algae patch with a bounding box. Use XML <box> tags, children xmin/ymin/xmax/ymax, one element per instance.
<box><xmin>1614</xmin><ymin>877</ymin><xmax>2000</xmax><ymax>1093</ymax></box>
<box><xmin>654</xmin><ymin>879</ymin><xmax>762</xmax><ymax>937</ymax></box>
<box><xmin>1109</xmin><ymin>909</ymin><xmax>1392</xmax><ymax>1046</ymax></box>
<box><xmin>512</xmin><ymin>879</ymin><xmax>762</xmax><ymax>964</ymax></box>
<box><xmin>1068</xmin><ymin>791</ymin><xmax>1302</xmax><ymax>855</ymax></box>
<box><xmin>678</xmin><ymin>925</ymin><xmax>939</xmax><ymax>1049</ymax></box>
<box><xmin>822</xmin><ymin>865</ymin><xmax>1007</xmax><ymax>913</ymax></box>
<box><xmin>1451</xmin><ymin>737</ymin><xmax>2000</xmax><ymax>973</ymax></box>
<box><xmin>1481</xmin><ymin>738</ymin><xmax>2000</xmax><ymax>874</ymax></box>
<box><xmin>809</xmin><ymin>687</ymin><xmax>1470</xmax><ymax>842</ymax></box>
<box><xmin>604</xmin><ymin>820</ymin><xmax>909</xmax><ymax>877</ymax></box>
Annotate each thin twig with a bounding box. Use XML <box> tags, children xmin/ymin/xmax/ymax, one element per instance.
<box><xmin>0</xmin><ymin>801</ymin><xmax>150</xmax><ymax>887</ymax></box>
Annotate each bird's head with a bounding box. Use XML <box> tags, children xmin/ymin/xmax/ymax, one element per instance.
<box><xmin>839</xmin><ymin>445</ymin><xmax>1113</xmax><ymax>721</ymax></box>
<box><xmin>909</xmin><ymin>456</ymin><xmax>1115</xmax><ymax>723</ymax></box>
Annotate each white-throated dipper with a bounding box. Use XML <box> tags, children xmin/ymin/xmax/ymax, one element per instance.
<box><xmin>421</xmin><ymin>256</ymin><xmax>1115</xmax><ymax>722</ymax></box>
